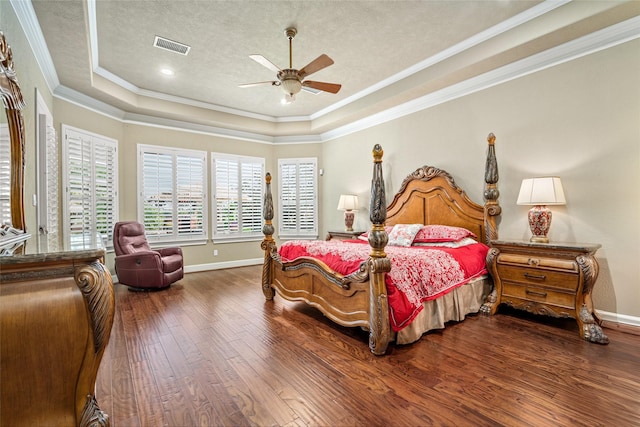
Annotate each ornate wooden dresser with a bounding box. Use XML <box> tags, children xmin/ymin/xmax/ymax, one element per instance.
<box><xmin>0</xmin><ymin>236</ymin><xmax>115</xmax><ymax>426</ymax></box>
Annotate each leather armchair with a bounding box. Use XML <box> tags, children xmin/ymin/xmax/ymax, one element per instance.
<box><xmin>113</xmin><ymin>221</ymin><xmax>184</xmax><ymax>290</ymax></box>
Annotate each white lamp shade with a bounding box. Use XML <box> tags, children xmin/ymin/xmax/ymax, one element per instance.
<box><xmin>337</xmin><ymin>194</ymin><xmax>358</xmax><ymax>211</ymax></box>
<box><xmin>517</xmin><ymin>177</ymin><xmax>566</xmax><ymax>206</ymax></box>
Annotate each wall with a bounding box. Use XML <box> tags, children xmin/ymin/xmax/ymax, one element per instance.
<box><xmin>322</xmin><ymin>39</ymin><xmax>640</xmax><ymax>318</ymax></box>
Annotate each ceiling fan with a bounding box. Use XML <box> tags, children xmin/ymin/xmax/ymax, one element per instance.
<box><xmin>239</xmin><ymin>27</ymin><xmax>341</xmax><ymax>103</ymax></box>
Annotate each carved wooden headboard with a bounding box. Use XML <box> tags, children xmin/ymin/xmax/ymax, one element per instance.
<box><xmin>385</xmin><ymin>134</ymin><xmax>500</xmax><ymax>245</ymax></box>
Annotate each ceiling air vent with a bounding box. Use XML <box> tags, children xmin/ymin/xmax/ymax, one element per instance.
<box><xmin>153</xmin><ymin>36</ymin><xmax>191</xmax><ymax>55</ymax></box>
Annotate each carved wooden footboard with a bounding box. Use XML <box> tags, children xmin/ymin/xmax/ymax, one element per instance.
<box><xmin>261</xmin><ymin>134</ymin><xmax>500</xmax><ymax>355</ymax></box>
<box><xmin>262</xmin><ymin>144</ymin><xmax>391</xmax><ymax>355</ymax></box>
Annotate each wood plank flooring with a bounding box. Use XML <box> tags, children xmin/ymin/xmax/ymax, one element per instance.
<box><xmin>96</xmin><ymin>266</ymin><xmax>640</xmax><ymax>426</ymax></box>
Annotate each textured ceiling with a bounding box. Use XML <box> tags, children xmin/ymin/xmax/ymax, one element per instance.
<box><xmin>31</xmin><ymin>0</ymin><xmax>539</xmax><ymax>118</ymax></box>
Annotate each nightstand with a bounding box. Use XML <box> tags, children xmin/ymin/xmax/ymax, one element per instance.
<box><xmin>483</xmin><ymin>239</ymin><xmax>609</xmax><ymax>344</ymax></box>
<box><xmin>326</xmin><ymin>230</ymin><xmax>365</xmax><ymax>241</ymax></box>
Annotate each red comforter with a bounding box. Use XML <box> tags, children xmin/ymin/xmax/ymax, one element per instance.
<box><xmin>279</xmin><ymin>239</ymin><xmax>489</xmax><ymax>331</ymax></box>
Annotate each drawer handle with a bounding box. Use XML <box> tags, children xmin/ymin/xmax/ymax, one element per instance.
<box><xmin>524</xmin><ymin>272</ymin><xmax>546</xmax><ymax>281</ymax></box>
<box><xmin>526</xmin><ymin>289</ymin><xmax>548</xmax><ymax>297</ymax></box>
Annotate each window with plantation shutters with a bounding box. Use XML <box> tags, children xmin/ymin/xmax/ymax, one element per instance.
<box><xmin>62</xmin><ymin>125</ymin><xmax>118</xmax><ymax>248</ymax></box>
<box><xmin>278</xmin><ymin>158</ymin><xmax>318</xmax><ymax>239</ymax></box>
<box><xmin>212</xmin><ymin>153</ymin><xmax>264</xmax><ymax>241</ymax></box>
<box><xmin>0</xmin><ymin>124</ymin><xmax>9</xmax><ymax>225</ymax></box>
<box><xmin>138</xmin><ymin>145</ymin><xmax>207</xmax><ymax>244</ymax></box>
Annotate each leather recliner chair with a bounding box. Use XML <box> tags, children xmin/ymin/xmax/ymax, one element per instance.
<box><xmin>113</xmin><ymin>221</ymin><xmax>184</xmax><ymax>291</ymax></box>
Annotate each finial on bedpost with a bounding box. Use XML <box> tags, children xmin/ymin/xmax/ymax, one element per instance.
<box><xmin>483</xmin><ymin>133</ymin><xmax>501</xmax><ymax>243</ymax></box>
<box><xmin>262</xmin><ymin>173</ymin><xmax>274</xmax><ymax>238</ymax></box>
<box><xmin>368</xmin><ymin>144</ymin><xmax>391</xmax><ymax>355</ymax></box>
<box><xmin>369</xmin><ymin>144</ymin><xmax>388</xmax><ymax>256</ymax></box>
<box><xmin>261</xmin><ymin>172</ymin><xmax>275</xmax><ymax>299</ymax></box>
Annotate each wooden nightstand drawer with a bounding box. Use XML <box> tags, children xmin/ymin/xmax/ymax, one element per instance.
<box><xmin>498</xmin><ymin>253</ymin><xmax>577</xmax><ymax>272</ymax></box>
<box><xmin>496</xmin><ymin>264</ymin><xmax>579</xmax><ymax>291</ymax></box>
<box><xmin>502</xmin><ymin>282</ymin><xmax>576</xmax><ymax>309</ymax></box>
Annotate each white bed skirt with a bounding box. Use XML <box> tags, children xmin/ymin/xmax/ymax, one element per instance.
<box><xmin>394</xmin><ymin>276</ymin><xmax>491</xmax><ymax>345</ymax></box>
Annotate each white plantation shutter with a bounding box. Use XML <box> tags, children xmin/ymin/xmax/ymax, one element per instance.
<box><xmin>62</xmin><ymin>125</ymin><xmax>118</xmax><ymax>248</ymax></box>
<box><xmin>0</xmin><ymin>124</ymin><xmax>10</xmax><ymax>224</ymax></box>
<box><xmin>139</xmin><ymin>145</ymin><xmax>207</xmax><ymax>243</ymax></box>
<box><xmin>278</xmin><ymin>158</ymin><xmax>318</xmax><ymax>238</ymax></box>
<box><xmin>212</xmin><ymin>153</ymin><xmax>264</xmax><ymax>240</ymax></box>
<box><xmin>42</xmin><ymin>122</ymin><xmax>59</xmax><ymax>251</ymax></box>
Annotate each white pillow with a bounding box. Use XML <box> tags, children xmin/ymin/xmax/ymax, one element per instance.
<box><xmin>387</xmin><ymin>223</ymin><xmax>423</xmax><ymax>247</ymax></box>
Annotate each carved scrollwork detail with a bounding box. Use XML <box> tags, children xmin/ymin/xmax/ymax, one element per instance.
<box><xmin>577</xmin><ymin>255</ymin><xmax>599</xmax><ymax>294</ymax></box>
<box><xmin>79</xmin><ymin>394</ymin><xmax>109</xmax><ymax>427</ymax></box>
<box><xmin>75</xmin><ymin>261</ymin><xmax>115</xmax><ymax>354</ymax></box>
<box><xmin>369</xmin><ymin>145</ymin><xmax>387</xmax><ymax>226</ymax></box>
<box><xmin>579</xmin><ymin>304</ymin><xmax>609</xmax><ymax>344</ymax></box>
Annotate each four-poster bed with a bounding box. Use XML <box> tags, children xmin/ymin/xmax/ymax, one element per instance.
<box><xmin>261</xmin><ymin>134</ymin><xmax>501</xmax><ymax>355</ymax></box>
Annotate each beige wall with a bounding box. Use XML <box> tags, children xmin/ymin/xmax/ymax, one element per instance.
<box><xmin>322</xmin><ymin>39</ymin><xmax>640</xmax><ymax>317</ymax></box>
<box><xmin>3</xmin><ymin>7</ymin><xmax>638</xmax><ymax>319</ymax></box>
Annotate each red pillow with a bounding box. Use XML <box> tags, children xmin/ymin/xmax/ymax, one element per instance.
<box><xmin>413</xmin><ymin>225</ymin><xmax>476</xmax><ymax>243</ymax></box>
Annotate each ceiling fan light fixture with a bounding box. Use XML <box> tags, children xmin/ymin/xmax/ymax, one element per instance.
<box><xmin>279</xmin><ymin>71</ymin><xmax>302</xmax><ymax>96</ymax></box>
<box><xmin>281</xmin><ymin>93</ymin><xmax>296</xmax><ymax>104</ymax></box>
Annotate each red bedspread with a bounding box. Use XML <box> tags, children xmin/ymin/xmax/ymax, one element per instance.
<box><xmin>279</xmin><ymin>239</ymin><xmax>489</xmax><ymax>331</ymax></box>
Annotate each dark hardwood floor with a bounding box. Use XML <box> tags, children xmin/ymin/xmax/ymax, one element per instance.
<box><xmin>96</xmin><ymin>266</ymin><xmax>640</xmax><ymax>426</ymax></box>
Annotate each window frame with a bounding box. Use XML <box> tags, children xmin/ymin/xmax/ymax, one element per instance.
<box><xmin>61</xmin><ymin>124</ymin><xmax>119</xmax><ymax>250</ymax></box>
<box><xmin>278</xmin><ymin>157</ymin><xmax>318</xmax><ymax>239</ymax></box>
<box><xmin>137</xmin><ymin>144</ymin><xmax>208</xmax><ymax>246</ymax></box>
<box><xmin>211</xmin><ymin>152</ymin><xmax>265</xmax><ymax>243</ymax></box>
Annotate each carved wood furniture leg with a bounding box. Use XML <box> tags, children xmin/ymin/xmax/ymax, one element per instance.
<box><xmin>261</xmin><ymin>172</ymin><xmax>275</xmax><ymax>300</ymax></box>
<box><xmin>576</xmin><ymin>254</ymin><xmax>609</xmax><ymax>344</ymax></box>
<box><xmin>75</xmin><ymin>260</ymin><xmax>115</xmax><ymax>427</ymax></box>
<box><xmin>481</xmin><ymin>247</ymin><xmax>501</xmax><ymax>315</ymax></box>
<box><xmin>367</xmin><ymin>144</ymin><xmax>391</xmax><ymax>355</ymax></box>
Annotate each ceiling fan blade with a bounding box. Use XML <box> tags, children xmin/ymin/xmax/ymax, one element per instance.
<box><xmin>298</xmin><ymin>54</ymin><xmax>334</xmax><ymax>79</ymax></box>
<box><xmin>301</xmin><ymin>86</ymin><xmax>322</xmax><ymax>95</ymax></box>
<box><xmin>239</xmin><ymin>81</ymin><xmax>278</xmax><ymax>88</ymax></box>
<box><xmin>249</xmin><ymin>54</ymin><xmax>281</xmax><ymax>73</ymax></box>
<box><xmin>302</xmin><ymin>80</ymin><xmax>341</xmax><ymax>94</ymax></box>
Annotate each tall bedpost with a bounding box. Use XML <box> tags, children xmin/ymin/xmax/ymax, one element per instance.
<box><xmin>367</xmin><ymin>144</ymin><xmax>391</xmax><ymax>355</ymax></box>
<box><xmin>261</xmin><ymin>172</ymin><xmax>276</xmax><ymax>300</ymax></box>
<box><xmin>483</xmin><ymin>133</ymin><xmax>501</xmax><ymax>244</ymax></box>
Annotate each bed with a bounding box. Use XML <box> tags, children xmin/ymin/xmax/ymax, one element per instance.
<box><xmin>261</xmin><ymin>133</ymin><xmax>501</xmax><ymax>355</ymax></box>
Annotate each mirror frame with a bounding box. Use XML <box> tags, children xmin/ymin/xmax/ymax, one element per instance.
<box><xmin>0</xmin><ymin>31</ymin><xmax>26</xmax><ymax>231</ymax></box>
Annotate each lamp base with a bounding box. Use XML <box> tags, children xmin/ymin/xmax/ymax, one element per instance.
<box><xmin>530</xmin><ymin>235</ymin><xmax>550</xmax><ymax>243</ymax></box>
<box><xmin>344</xmin><ymin>210</ymin><xmax>354</xmax><ymax>232</ymax></box>
<box><xmin>528</xmin><ymin>205</ymin><xmax>552</xmax><ymax>243</ymax></box>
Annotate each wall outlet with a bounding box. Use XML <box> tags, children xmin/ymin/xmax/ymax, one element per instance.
<box><xmin>213</xmin><ymin>249</ymin><xmax>219</xmax><ymax>256</ymax></box>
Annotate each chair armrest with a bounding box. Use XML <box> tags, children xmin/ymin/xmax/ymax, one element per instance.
<box><xmin>114</xmin><ymin>251</ymin><xmax>162</xmax><ymax>270</ymax></box>
<box><xmin>157</xmin><ymin>247</ymin><xmax>182</xmax><ymax>257</ymax></box>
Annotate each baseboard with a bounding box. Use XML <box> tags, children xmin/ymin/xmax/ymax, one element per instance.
<box><xmin>112</xmin><ymin>258</ymin><xmax>263</xmax><ymax>284</ymax></box>
<box><xmin>184</xmin><ymin>258</ymin><xmax>263</xmax><ymax>273</ymax></box>
<box><xmin>598</xmin><ymin>310</ymin><xmax>640</xmax><ymax>335</ymax></box>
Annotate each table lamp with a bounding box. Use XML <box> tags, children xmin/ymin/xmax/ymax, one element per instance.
<box><xmin>337</xmin><ymin>195</ymin><xmax>358</xmax><ymax>232</ymax></box>
<box><xmin>517</xmin><ymin>177</ymin><xmax>566</xmax><ymax>243</ymax></box>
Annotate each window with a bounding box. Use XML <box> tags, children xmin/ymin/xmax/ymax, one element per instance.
<box><xmin>212</xmin><ymin>153</ymin><xmax>264</xmax><ymax>241</ymax></box>
<box><xmin>278</xmin><ymin>158</ymin><xmax>318</xmax><ymax>238</ymax></box>
<box><xmin>138</xmin><ymin>145</ymin><xmax>207</xmax><ymax>244</ymax></box>
<box><xmin>62</xmin><ymin>125</ymin><xmax>118</xmax><ymax>248</ymax></box>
